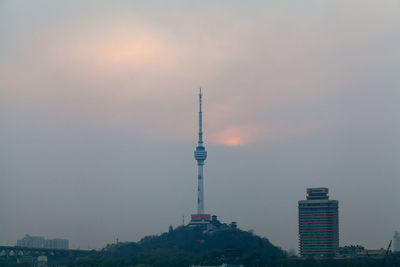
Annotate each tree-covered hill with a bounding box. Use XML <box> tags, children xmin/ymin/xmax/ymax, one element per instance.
<box><xmin>100</xmin><ymin>225</ymin><xmax>286</xmax><ymax>265</ymax></box>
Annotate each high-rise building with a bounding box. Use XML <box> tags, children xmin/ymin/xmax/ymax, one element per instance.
<box><xmin>190</xmin><ymin>88</ymin><xmax>211</xmax><ymax>226</ymax></box>
<box><xmin>394</xmin><ymin>231</ymin><xmax>400</xmax><ymax>252</ymax></box>
<box><xmin>298</xmin><ymin>188</ymin><xmax>339</xmax><ymax>257</ymax></box>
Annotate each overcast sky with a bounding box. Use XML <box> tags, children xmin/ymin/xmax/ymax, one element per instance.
<box><xmin>1</xmin><ymin>0</ymin><xmax>400</xmax><ymax>252</ymax></box>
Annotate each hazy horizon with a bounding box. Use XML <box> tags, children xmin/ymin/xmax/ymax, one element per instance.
<box><xmin>1</xmin><ymin>0</ymin><xmax>400</xmax><ymax>252</ymax></box>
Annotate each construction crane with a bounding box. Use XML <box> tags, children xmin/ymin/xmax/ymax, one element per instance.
<box><xmin>384</xmin><ymin>239</ymin><xmax>392</xmax><ymax>260</ymax></box>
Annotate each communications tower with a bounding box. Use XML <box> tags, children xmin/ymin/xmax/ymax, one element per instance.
<box><xmin>190</xmin><ymin>88</ymin><xmax>211</xmax><ymax>225</ymax></box>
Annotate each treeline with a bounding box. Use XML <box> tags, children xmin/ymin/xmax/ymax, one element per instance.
<box><xmin>67</xmin><ymin>255</ymin><xmax>400</xmax><ymax>267</ymax></box>
<box><xmin>3</xmin><ymin>226</ymin><xmax>400</xmax><ymax>266</ymax></box>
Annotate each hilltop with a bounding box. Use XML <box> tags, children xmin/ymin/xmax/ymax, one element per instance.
<box><xmin>98</xmin><ymin>225</ymin><xmax>286</xmax><ymax>266</ymax></box>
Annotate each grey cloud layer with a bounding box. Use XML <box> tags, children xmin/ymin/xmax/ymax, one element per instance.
<box><xmin>1</xmin><ymin>0</ymin><xmax>400</xmax><ymax>251</ymax></box>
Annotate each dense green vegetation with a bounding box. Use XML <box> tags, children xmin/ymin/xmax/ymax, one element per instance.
<box><xmin>95</xmin><ymin>226</ymin><xmax>285</xmax><ymax>266</ymax></box>
<box><xmin>0</xmin><ymin>261</ymin><xmax>31</xmax><ymax>267</ymax></box>
<box><xmin>65</xmin><ymin>253</ymin><xmax>400</xmax><ymax>267</ymax></box>
<box><xmin>103</xmin><ymin>226</ymin><xmax>284</xmax><ymax>259</ymax></box>
<box><xmin>3</xmin><ymin>227</ymin><xmax>400</xmax><ymax>266</ymax></box>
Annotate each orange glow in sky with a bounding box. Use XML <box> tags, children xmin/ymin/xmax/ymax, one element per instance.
<box><xmin>53</xmin><ymin>25</ymin><xmax>179</xmax><ymax>75</ymax></box>
<box><xmin>211</xmin><ymin>127</ymin><xmax>249</xmax><ymax>146</ymax></box>
<box><xmin>98</xmin><ymin>32</ymin><xmax>170</xmax><ymax>65</ymax></box>
<box><xmin>209</xmin><ymin>124</ymin><xmax>273</xmax><ymax>146</ymax></box>
<box><xmin>222</xmin><ymin>136</ymin><xmax>245</xmax><ymax>146</ymax></box>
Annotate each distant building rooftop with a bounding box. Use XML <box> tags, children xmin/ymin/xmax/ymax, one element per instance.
<box><xmin>306</xmin><ymin>187</ymin><xmax>329</xmax><ymax>200</ymax></box>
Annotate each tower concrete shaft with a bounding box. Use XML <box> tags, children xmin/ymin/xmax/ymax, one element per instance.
<box><xmin>194</xmin><ymin>88</ymin><xmax>207</xmax><ymax>214</ymax></box>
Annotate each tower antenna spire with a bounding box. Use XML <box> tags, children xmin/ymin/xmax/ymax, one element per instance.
<box><xmin>198</xmin><ymin>88</ymin><xmax>203</xmax><ymax>145</ymax></box>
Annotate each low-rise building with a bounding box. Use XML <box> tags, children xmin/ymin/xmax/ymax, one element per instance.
<box><xmin>356</xmin><ymin>249</ymin><xmax>386</xmax><ymax>258</ymax></box>
<box><xmin>338</xmin><ymin>245</ymin><xmax>365</xmax><ymax>258</ymax></box>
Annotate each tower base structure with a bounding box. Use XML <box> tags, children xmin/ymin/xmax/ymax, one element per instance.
<box><xmin>187</xmin><ymin>215</ymin><xmax>238</xmax><ymax>232</ymax></box>
<box><xmin>188</xmin><ymin>214</ymin><xmax>211</xmax><ymax>228</ymax></box>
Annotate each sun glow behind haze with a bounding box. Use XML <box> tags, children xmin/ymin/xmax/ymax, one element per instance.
<box><xmin>210</xmin><ymin>126</ymin><xmax>270</xmax><ymax>147</ymax></box>
<box><xmin>223</xmin><ymin>136</ymin><xmax>245</xmax><ymax>146</ymax></box>
<box><xmin>50</xmin><ymin>24</ymin><xmax>181</xmax><ymax>77</ymax></box>
<box><xmin>216</xmin><ymin>128</ymin><xmax>247</xmax><ymax>146</ymax></box>
<box><xmin>97</xmin><ymin>30</ymin><xmax>173</xmax><ymax>67</ymax></box>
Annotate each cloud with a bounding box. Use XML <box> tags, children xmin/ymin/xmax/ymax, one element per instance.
<box><xmin>1</xmin><ymin>0</ymin><xmax>400</xmax><ymax>251</ymax></box>
<box><xmin>1</xmin><ymin>0</ymin><xmax>399</xmax><ymax>147</ymax></box>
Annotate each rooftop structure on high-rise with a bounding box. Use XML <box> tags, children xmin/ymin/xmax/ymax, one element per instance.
<box><xmin>190</xmin><ymin>88</ymin><xmax>211</xmax><ymax>226</ymax></box>
<box><xmin>298</xmin><ymin>188</ymin><xmax>339</xmax><ymax>258</ymax></box>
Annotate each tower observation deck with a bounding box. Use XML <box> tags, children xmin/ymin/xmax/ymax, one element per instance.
<box><xmin>190</xmin><ymin>88</ymin><xmax>211</xmax><ymax>225</ymax></box>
